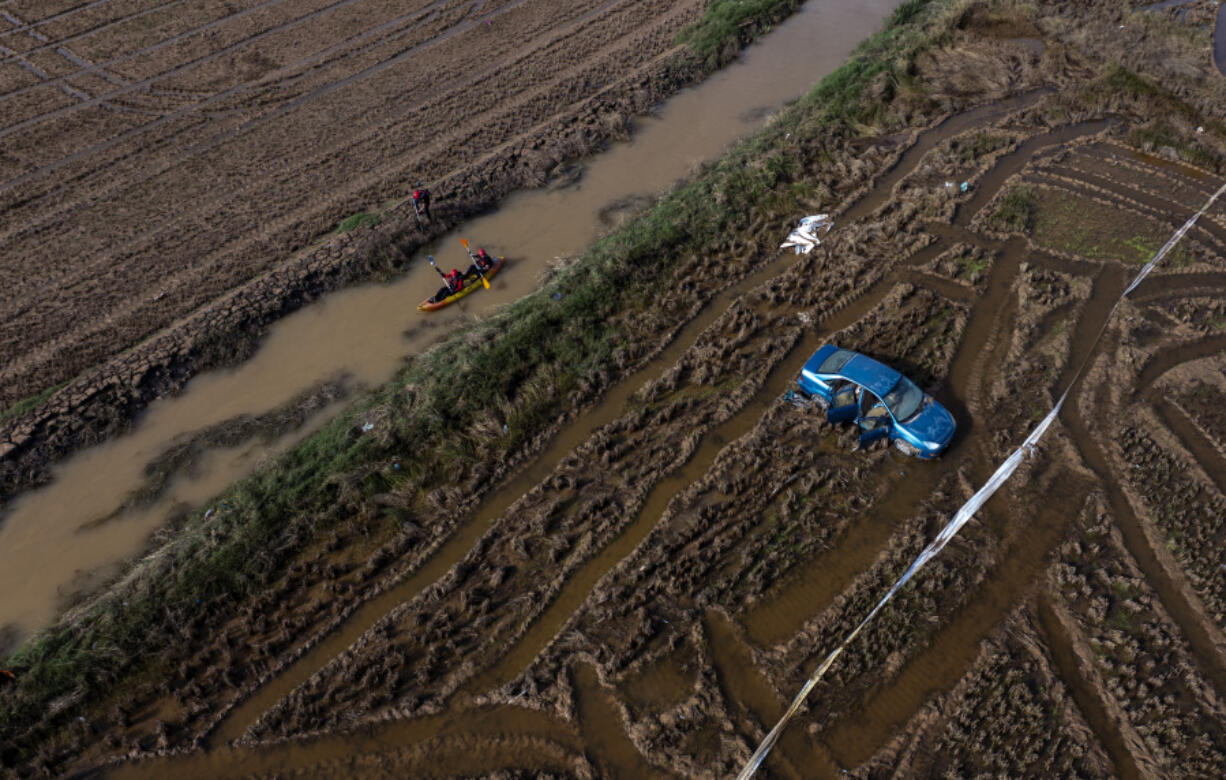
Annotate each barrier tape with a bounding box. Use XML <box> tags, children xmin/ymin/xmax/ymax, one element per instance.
<box><xmin>736</xmin><ymin>179</ymin><xmax>1226</xmax><ymax>780</ymax></box>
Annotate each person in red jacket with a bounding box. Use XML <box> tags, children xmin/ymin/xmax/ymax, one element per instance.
<box><xmin>470</xmin><ymin>247</ymin><xmax>496</xmax><ymax>274</ymax></box>
<box><xmin>412</xmin><ymin>182</ymin><xmax>431</xmax><ymax>222</ymax></box>
<box><xmin>431</xmin><ymin>267</ymin><xmax>464</xmax><ymax>302</ymax></box>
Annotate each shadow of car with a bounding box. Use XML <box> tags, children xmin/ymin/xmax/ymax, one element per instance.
<box><xmin>795</xmin><ymin>344</ymin><xmax>956</xmax><ymax>458</ymax></box>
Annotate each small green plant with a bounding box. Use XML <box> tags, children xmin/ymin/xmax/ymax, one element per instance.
<box><xmin>959</xmin><ymin>131</ymin><xmax>1007</xmax><ymax>161</ymax></box>
<box><xmin>334</xmin><ymin>211</ymin><xmax>381</xmax><ymax>233</ymax></box>
<box><xmin>677</xmin><ymin>0</ymin><xmax>804</xmax><ymax>67</ymax></box>
<box><xmin>0</xmin><ymin>381</ymin><xmax>69</xmax><ymax>423</ymax></box>
<box><xmin>956</xmin><ymin>254</ymin><xmax>989</xmax><ymax>281</ymax></box>
<box><xmin>990</xmin><ymin>185</ymin><xmax>1037</xmax><ymax>233</ymax></box>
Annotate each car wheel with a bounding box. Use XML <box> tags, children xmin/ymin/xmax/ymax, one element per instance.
<box><xmin>893</xmin><ymin>438</ymin><xmax>920</xmax><ymax>457</ymax></box>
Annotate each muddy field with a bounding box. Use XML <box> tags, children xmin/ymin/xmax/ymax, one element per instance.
<box><xmin>6</xmin><ymin>0</ymin><xmax>1226</xmax><ymax>777</ymax></box>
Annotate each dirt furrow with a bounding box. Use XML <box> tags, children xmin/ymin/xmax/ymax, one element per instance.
<box><xmin>1066</xmin><ymin>357</ymin><xmax>1226</xmax><ymax>698</ymax></box>
<box><xmin>1036</xmin><ymin>597</ymin><xmax>1144</xmax><ymax>780</ymax></box>
<box><xmin>206</xmin><ymin>255</ymin><xmax>790</xmax><ymax>746</ymax></box>
<box><xmin>0</xmin><ymin>1</ymin><xmax>197</xmax><ymax>66</ymax></box>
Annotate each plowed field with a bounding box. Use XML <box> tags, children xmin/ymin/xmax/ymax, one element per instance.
<box><xmin>7</xmin><ymin>0</ymin><xmax>1226</xmax><ymax>777</ymax></box>
<box><xmin>0</xmin><ymin>0</ymin><xmax>707</xmax><ymax>406</ymax></box>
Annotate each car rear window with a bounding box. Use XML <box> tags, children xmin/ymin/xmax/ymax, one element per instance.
<box><xmin>817</xmin><ymin>348</ymin><xmax>854</xmax><ymax>373</ymax></box>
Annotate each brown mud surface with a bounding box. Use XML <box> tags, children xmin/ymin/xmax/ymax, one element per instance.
<box><xmin>9</xmin><ymin>0</ymin><xmax>1226</xmax><ymax>777</ymax></box>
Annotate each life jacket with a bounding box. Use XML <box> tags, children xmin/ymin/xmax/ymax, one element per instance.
<box><xmin>413</xmin><ymin>189</ymin><xmax>427</xmax><ymax>201</ymax></box>
<box><xmin>476</xmin><ymin>249</ymin><xmax>493</xmax><ymax>269</ymax></box>
<box><xmin>445</xmin><ymin>269</ymin><xmax>463</xmax><ymax>291</ymax></box>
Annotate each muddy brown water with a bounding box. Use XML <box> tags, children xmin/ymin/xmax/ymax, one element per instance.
<box><xmin>0</xmin><ymin>0</ymin><xmax>903</xmax><ymax>642</ymax></box>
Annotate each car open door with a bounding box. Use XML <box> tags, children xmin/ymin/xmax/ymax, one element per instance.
<box><xmin>855</xmin><ymin>391</ymin><xmax>891</xmax><ymax>448</ymax></box>
<box><xmin>857</xmin><ymin>426</ymin><xmax>889</xmax><ymax>448</ymax></box>
<box><xmin>826</xmin><ymin>382</ymin><xmax>858</xmax><ymax>423</ymax></box>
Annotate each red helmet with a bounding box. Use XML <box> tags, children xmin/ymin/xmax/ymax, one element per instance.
<box><xmin>477</xmin><ymin>248</ymin><xmax>488</xmax><ymax>257</ymax></box>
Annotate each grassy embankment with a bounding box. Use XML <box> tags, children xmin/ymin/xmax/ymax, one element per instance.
<box><xmin>0</xmin><ymin>0</ymin><xmax>947</xmax><ymax>765</ymax></box>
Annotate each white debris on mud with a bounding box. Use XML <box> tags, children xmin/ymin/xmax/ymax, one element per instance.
<box><xmin>779</xmin><ymin>214</ymin><xmax>833</xmax><ymax>253</ymax></box>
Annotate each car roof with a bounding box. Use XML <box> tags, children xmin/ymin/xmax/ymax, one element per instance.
<box><xmin>832</xmin><ymin>353</ymin><xmax>901</xmax><ymax>397</ymax></box>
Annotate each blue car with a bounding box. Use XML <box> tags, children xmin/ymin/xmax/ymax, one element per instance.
<box><xmin>795</xmin><ymin>344</ymin><xmax>956</xmax><ymax>458</ymax></box>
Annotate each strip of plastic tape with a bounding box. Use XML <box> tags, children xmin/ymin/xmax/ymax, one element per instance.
<box><xmin>737</xmin><ymin>179</ymin><xmax>1226</xmax><ymax>780</ymax></box>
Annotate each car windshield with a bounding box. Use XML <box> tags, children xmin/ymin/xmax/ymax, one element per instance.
<box><xmin>881</xmin><ymin>376</ymin><xmax>925</xmax><ymax>421</ymax></box>
<box><xmin>817</xmin><ymin>348</ymin><xmax>854</xmax><ymax>374</ymax></box>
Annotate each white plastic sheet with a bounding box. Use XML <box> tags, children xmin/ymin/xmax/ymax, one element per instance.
<box><xmin>779</xmin><ymin>214</ymin><xmax>833</xmax><ymax>254</ymax></box>
<box><xmin>737</xmin><ymin>179</ymin><xmax>1226</xmax><ymax>780</ymax></box>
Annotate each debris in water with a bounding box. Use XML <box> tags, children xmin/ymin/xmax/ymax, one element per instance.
<box><xmin>779</xmin><ymin>214</ymin><xmax>833</xmax><ymax>254</ymax></box>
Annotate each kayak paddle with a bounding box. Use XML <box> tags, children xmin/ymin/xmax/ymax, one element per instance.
<box><xmin>460</xmin><ymin>238</ymin><xmax>491</xmax><ymax>289</ymax></box>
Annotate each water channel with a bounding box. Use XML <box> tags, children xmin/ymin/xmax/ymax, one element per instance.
<box><xmin>0</xmin><ymin>0</ymin><xmax>902</xmax><ymax>643</ymax></box>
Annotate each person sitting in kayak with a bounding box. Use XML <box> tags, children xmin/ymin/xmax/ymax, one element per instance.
<box><xmin>466</xmin><ymin>247</ymin><xmax>497</xmax><ymax>279</ymax></box>
<box><xmin>431</xmin><ymin>268</ymin><xmax>464</xmax><ymax>302</ymax></box>
<box><xmin>474</xmin><ymin>248</ymin><xmax>496</xmax><ymax>271</ymax></box>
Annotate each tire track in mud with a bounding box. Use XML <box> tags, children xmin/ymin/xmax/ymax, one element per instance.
<box><xmin>109</xmin><ymin>677</ymin><xmax>609</xmax><ymax>779</ymax></box>
<box><xmin>837</xmin><ymin>89</ymin><xmax>1051</xmax><ymax>223</ymax></box>
<box><xmin>1027</xmin><ymin>172</ymin><xmax>1226</xmax><ymax>258</ymax></box>
<box><xmin>208</xmin><ymin>255</ymin><xmax>790</xmax><ymax>746</ymax></box>
<box><xmin>1065</xmin><ymin>354</ymin><xmax>1226</xmax><ymax>699</ymax></box>
<box><xmin>112</xmin><ymin>662</ymin><xmax>652</xmax><ymax>779</ymax></box>
<box><xmin>0</xmin><ymin>0</ymin><xmax>197</xmax><ymax>67</ymax></box>
<box><xmin>1130</xmin><ymin>271</ymin><xmax>1226</xmax><ymax>302</ymax></box>
<box><xmin>1151</xmin><ymin>397</ymin><xmax>1226</xmax><ymax>501</ymax></box>
<box><xmin>813</xmin><ymin>249</ymin><xmax>1122</xmax><ymax>764</ymax></box>
<box><xmin>108</xmin><ymin>100</ymin><xmax>1113</xmax><ymax>775</ymax></box>
<box><xmin>1035</xmin><ymin>597</ymin><xmax>1146</xmax><ymax>780</ymax></box>
<box><xmin>6</xmin><ymin>0</ymin><xmax>664</xmax><ymax>269</ymax></box>
<box><xmin>1135</xmin><ymin>333</ymin><xmax>1226</xmax><ymax>396</ymax></box>
<box><xmin>0</xmin><ymin>0</ymin><xmax>122</xmax><ymax>41</ymax></box>
<box><xmin>740</xmin><ymin>456</ymin><xmax>954</xmax><ymax>649</ymax></box>
<box><xmin>819</xmin><ymin>483</ymin><xmax>1091</xmax><ymax>768</ymax></box>
<box><xmin>464</xmin><ymin>321</ymin><xmax>810</xmax><ymax>697</ymax></box>
<box><xmin>1080</xmin><ymin>141</ymin><xmax>1221</xmax><ymax>201</ymax></box>
<box><xmin>900</xmin><ymin>269</ymin><xmax>975</xmax><ymax>303</ymax></box>
<box><xmin>207</xmin><ymin>92</ymin><xmax>1051</xmax><ymax>748</ymax></box>
<box><xmin>0</xmin><ymin>0</ymin><xmax>309</xmax><ymax>107</ymax></box>
<box><xmin>0</xmin><ymin>0</ymin><xmax>466</xmax><ymax>166</ymax></box>
<box><xmin>954</xmin><ymin>120</ymin><xmax>1118</xmax><ymax>228</ymax></box>
<box><xmin>572</xmin><ymin>663</ymin><xmax>667</xmax><ymax>778</ymax></box>
<box><xmin>737</xmin><ymin>120</ymin><xmax>1113</xmax><ymax>658</ymax></box>
<box><xmin>1053</xmin><ymin>163</ymin><xmax>1226</xmax><ymax>248</ymax></box>
<box><xmin>705</xmin><ymin>611</ymin><xmax>835</xmax><ymax>779</ymax></box>
<box><xmin>0</xmin><ymin>0</ymin><xmax>659</xmax><ymax>288</ymax></box>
